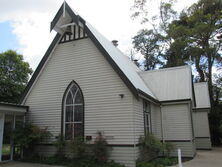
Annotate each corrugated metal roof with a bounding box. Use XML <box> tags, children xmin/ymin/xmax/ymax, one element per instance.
<box><xmin>139</xmin><ymin>66</ymin><xmax>193</xmax><ymax>101</ymax></box>
<box><xmin>22</xmin><ymin>2</ymin><xmax>197</xmax><ymax>104</ymax></box>
<box><xmin>86</xmin><ymin>23</ymin><xmax>157</xmax><ymax>99</ymax></box>
<box><xmin>194</xmin><ymin>82</ymin><xmax>211</xmax><ymax>108</ymax></box>
<box><xmin>21</xmin><ymin>2</ymin><xmax>157</xmax><ymax>102</ymax></box>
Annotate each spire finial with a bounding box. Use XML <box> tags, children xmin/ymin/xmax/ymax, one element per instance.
<box><xmin>63</xmin><ymin>0</ymin><xmax>66</xmax><ymax>17</ymax></box>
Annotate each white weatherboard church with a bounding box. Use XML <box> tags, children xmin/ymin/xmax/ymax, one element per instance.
<box><xmin>0</xmin><ymin>2</ymin><xmax>211</xmax><ymax>167</ymax></box>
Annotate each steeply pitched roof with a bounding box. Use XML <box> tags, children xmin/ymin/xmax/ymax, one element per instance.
<box><xmin>20</xmin><ymin>2</ymin><xmax>157</xmax><ymax>104</ymax></box>
<box><xmin>139</xmin><ymin>66</ymin><xmax>193</xmax><ymax>102</ymax></box>
<box><xmin>194</xmin><ymin>82</ymin><xmax>211</xmax><ymax>109</ymax></box>
<box><xmin>86</xmin><ymin>23</ymin><xmax>156</xmax><ymax>99</ymax></box>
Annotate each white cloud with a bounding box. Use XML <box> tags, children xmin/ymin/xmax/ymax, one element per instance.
<box><xmin>0</xmin><ymin>0</ymin><xmax>198</xmax><ymax>70</ymax></box>
<box><xmin>10</xmin><ymin>13</ymin><xmax>56</xmax><ymax>69</ymax></box>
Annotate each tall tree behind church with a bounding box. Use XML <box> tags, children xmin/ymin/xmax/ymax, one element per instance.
<box><xmin>131</xmin><ymin>0</ymin><xmax>222</xmax><ymax>105</ymax></box>
<box><xmin>0</xmin><ymin>50</ymin><xmax>32</xmax><ymax>103</ymax></box>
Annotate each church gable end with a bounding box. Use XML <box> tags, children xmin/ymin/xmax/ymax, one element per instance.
<box><xmin>59</xmin><ymin>24</ymin><xmax>88</xmax><ymax>43</ymax></box>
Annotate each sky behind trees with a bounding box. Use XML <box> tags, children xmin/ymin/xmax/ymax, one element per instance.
<box><xmin>0</xmin><ymin>0</ymin><xmax>197</xmax><ymax>70</ymax></box>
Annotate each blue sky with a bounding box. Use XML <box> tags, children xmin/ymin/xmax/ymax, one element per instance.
<box><xmin>0</xmin><ymin>21</ymin><xmax>19</xmax><ymax>53</ymax></box>
<box><xmin>0</xmin><ymin>0</ymin><xmax>198</xmax><ymax>70</ymax></box>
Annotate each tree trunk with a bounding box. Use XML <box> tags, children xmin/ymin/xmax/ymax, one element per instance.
<box><xmin>208</xmin><ymin>54</ymin><xmax>214</xmax><ymax>106</ymax></box>
<box><xmin>195</xmin><ymin>56</ymin><xmax>205</xmax><ymax>82</ymax></box>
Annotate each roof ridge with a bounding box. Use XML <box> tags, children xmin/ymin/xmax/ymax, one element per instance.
<box><xmin>139</xmin><ymin>65</ymin><xmax>190</xmax><ymax>74</ymax></box>
<box><xmin>20</xmin><ymin>2</ymin><xmax>158</xmax><ymax>104</ymax></box>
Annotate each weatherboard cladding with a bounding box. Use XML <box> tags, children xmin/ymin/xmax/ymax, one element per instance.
<box><xmin>194</xmin><ymin>82</ymin><xmax>211</xmax><ymax>109</ymax></box>
<box><xmin>139</xmin><ymin>66</ymin><xmax>193</xmax><ymax>101</ymax></box>
<box><xmin>0</xmin><ymin>102</ymin><xmax>28</xmax><ymax>113</ymax></box>
<box><xmin>161</xmin><ymin>103</ymin><xmax>193</xmax><ymax>141</ymax></box>
<box><xmin>20</xmin><ymin>1</ymin><xmax>157</xmax><ymax>105</ymax></box>
<box><xmin>86</xmin><ymin>23</ymin><xmax>157</xmax><ymax>99</ymax></box>
<box><xmin>35</xmin><ymin>145</ymin><xmax>136</xmax><ymax>167</ymax></box>
<box><xmin>195</xmin><ymin>138</ymin><xmax>211</xmax><ymax>150</ymax></box>
<box><xmin>192</xmin><ymin>110</ymin><xmax>211</xmax><ymax>149</ymax></box>
<box><xmin>192</xmin><ymin>111</ymin><xmax>210</xmax><ymax>137</ymax></box>
<box><xmin>24</xmin><ymin>38</ymin><xmax>135</xmax><ymax>144</ymax></box>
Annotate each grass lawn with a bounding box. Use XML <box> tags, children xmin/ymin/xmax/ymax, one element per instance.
<box><xmin>2</xmin><ymin>144</ymin><xmax>10</xmax><ymax>155</ymax></box>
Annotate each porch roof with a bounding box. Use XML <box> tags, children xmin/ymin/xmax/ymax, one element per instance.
<box><xmin>0</xmin><ymin>102</ymin><xmax>28</xmax><ymax>114</ymax></box>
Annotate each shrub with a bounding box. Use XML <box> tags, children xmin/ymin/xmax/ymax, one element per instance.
<box><xmin>12</xmin><ymin>122</ymin><xmax>51</xmax><ymax>158</ymax></box>
<box><xmin>22</xmin><ymin>154</ymin><xmax>70</xmax><ymax>166</ymax></box>
<box><xmin>69</xmin><ymin>136</ymin><xmax>87</xmax><ymax>159</ymax></box>
<box><xmin>138</xmin><ymin>134</ymin><xmax>175</xmax><ymax>161</ymax></box>
<box><xmin>136</xmin><ymin>157</ymin><xmax>177</xmax><ymax>167</ymax></box>
<box><xmin>93</xmin><ymin>131</ymin><xmax>109</xmax><ymax>163</ymax></box>
<box><xmin>162</xmin><ymin>142</ymin><xmax>175</xmax><ymax>157</ymax></box>
<box><xmin>68</xmin><ymin>159</ymin><xmax>126</xmax><ymax>167</ymax></box>
<box><xmin>153</xmin><ymin>157</ymin><xmax>177</xmax><ymax>166</ymax></box>
<box><xmin>139</xmin><ymin>134</ymin><xmax>163</xmax><ymax>161</ymax></box>
<box><xmin>139</xmin><ymin>134</ymin><xmax>163</xmax><ymax>154</ymax></box>
<box><xmin>136</xmin><ymin>161</ymin><xmax>157</xmax><ymax>167</ymax></box>
<box><xmin>54</xmin><ymin>134</ymin><xmax>66</xmax><ymax>157</ymax></box>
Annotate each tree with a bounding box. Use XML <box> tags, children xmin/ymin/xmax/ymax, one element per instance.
<box><xmin>132</xmin><ymin>0</ymin><xmax>222</xmax><ymax>145</ymax></box>
<box><xmin>0</xmin><ymin>50</ymin><xmax>32</xmax><ymax>103</ymax></box>
<box><xmin>132</xmin><ymin>29</ymin><xmax>163</xmax><ymax>70</ymax></box>
<box><xmin>168</xmin><ymin>0</ymin><xmax>222</xmax><ymax>105</ymax></box>
<box><xmin>132</xmin><ymin>0</ymin><xmax>222</xmax><ymax>105</ymax></box>
<box><xmin>127</xmin><ymin>48</ymin><xmax>141</xmax><ymax>68</ymax></box>
<box><xmin>132</xmin><ymin>0</ymin><xmax>186</xmax><ymax>69</ymax></box>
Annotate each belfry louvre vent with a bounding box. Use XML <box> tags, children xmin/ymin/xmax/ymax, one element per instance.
<box><xmin>59</xmin><ymin>24</ymin><xmax>88</xmax><ymax>43</ymax></box>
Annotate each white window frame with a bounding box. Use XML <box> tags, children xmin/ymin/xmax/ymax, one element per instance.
<box><xmin>143</xmin><ymin>100</ymin><xmax>151</xmax><ymax>135</ymax></box>
<box><xmin>63</xmin><ymin>83</ymin><xmax>83</xmax><ymax>140</ymax></box>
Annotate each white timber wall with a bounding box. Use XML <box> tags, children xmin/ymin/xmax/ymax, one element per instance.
<box><xmin>161</xmin><ymin>103</ymin><xmax>195</xmax><ymax>157</ymax></box>
<box><xmin>133</xmin><ymin>97</ymin><xmax>143</xmax><ymax>143</ymax></box>
<box><xmin>24</xmin><ymin>38</ymin><xmax>140</xmax><ymax>167</ymax></box>
<box><xmin>151</xmin><ymin>104</ymin><xmax>162</xmax><ymax>139</ymax></box>
<box><xmin>35</xmin><ymin>145</ymin><xmax>136</xmax><ymax>167</ymax></box>
<box><xmin>24</xmin><ymin>38</ymin><xmax>135</xmax><ymax>145</ymax></box>
<box><xmin>110</xmin><ymin>147</ymin><xmax>136</xmax><ymax>167</ymax></box>
<box><xmin>133</xmin><ymin>97</ymin><xmax>162</xmax><ymax>161</ymax></box>
<box><xmin>162</xmin><ymin>103</ymin><xmax>193</xmax><ymax>140</ymax></box>
<box><xmin>133</xmin><ymin>97</ymin><xmax>162</xmax><ymax>141</ymax></box>
<box><xmin>192</xmin><ymin>109</ymin><xmax>211</xmax><ymax>149</ymax></box>
<box><xmin>168</xmin><ymin>141</ymin><xmax>196</xmax><ymax>157</ymax></box>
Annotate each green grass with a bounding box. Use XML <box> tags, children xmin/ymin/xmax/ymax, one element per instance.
<box><xmin>2</xmin><ymin>144</ymin><xmax>10</xmax><ymax>155</ymax></box>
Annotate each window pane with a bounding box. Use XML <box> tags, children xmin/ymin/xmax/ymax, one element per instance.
<box><xmin>144</xmin><ymin>102</ymin><xmax>147</xmax><ymax>112</ymax></box>
<box><xmin>71</xmin><ymin>85</ymin><xmax>77</xmax><ymax>96</ymax></box>
<box><xmin>144</xmin><ymin>112</ymin><xmax>150</xmax><ymax>135</ymax></box>
<box><xmin>146</xmin><ymin>114</ymin><xmax>149</xmax><ymax>127</ymax></box>
<box><xmin>65</xmin><ymin>106</ymin><xmax>73</xmax><ymax>122</ymax></box>
<box><xmin>147</xmin><ymin>103</ymin><xmax>150</xmax><ymax>113</ymax></box>
<box><xmin>74</xmin><ymin>91</ymin><xmax>83</xmax><ymax>104</ymax></box>
<box><xmin>74</xmin><ymin>105</ymin><xmax>83</xmax><ymax>122</ymax></box>
<box><xmin>74</xmin><ymin>123</ymin><xmax>83</xmax><ymax>137</ymax></box>
<box><xmin>65</xmin><ymin>124</ymin><xmax>72</xmax><ymax>140</ymax></box>
<box><xmin>66</xmin><ymin>92</ymin><xmax>73</xmax><ymax>105</ymax></box>
<box><xmin>15</xmin><ymin>116</ymin><xmax>24</xmax><ymax>128</ymax></box>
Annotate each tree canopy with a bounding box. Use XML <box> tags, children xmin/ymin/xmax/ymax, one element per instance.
<box><xmin>132</xmin><ymin>0</ymin><xmax>222</xmax><ymax>105</ymax></box>
<box><xmin>0</xmin><ymin>50</ymin><xmax>32</xmax><ymax>103</ymax></box>
<box><xmin>132</xmin><ymin>0</ymin><xmax>222</xmax><ymax>145</ymax></box>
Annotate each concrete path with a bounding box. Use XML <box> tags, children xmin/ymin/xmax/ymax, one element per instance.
<box><xmin>170</xmin><ymin>147</ymin><xmax>222</xmax><ymax>167</ymax></box>
<box><xmin>0</xmin><ymin>161</ymin><xmax>64</xmax><ymax>167</ymax></box>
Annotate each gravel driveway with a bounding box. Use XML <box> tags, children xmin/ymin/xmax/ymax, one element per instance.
<box><xmin>170</xmin><ymin>147</ymin><xmax>222</xmax><ymax>167</ymax></box>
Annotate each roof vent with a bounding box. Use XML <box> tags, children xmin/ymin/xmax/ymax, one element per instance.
<box><xmin>66</xmin><ymin>25</ymin><xmax>72</xmax><ymax>35</ymax></box>
<box><xmin>112</xmin><ymin>40</ymin><xmax>118</xmax><ymax>47</ymax></box>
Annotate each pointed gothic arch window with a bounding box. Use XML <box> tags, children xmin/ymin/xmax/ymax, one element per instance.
<box><xmin>63</xmin><ymin>81</ymin><xmax>84</xmax><ymax>140</ymax></box>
